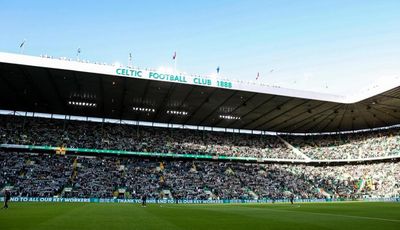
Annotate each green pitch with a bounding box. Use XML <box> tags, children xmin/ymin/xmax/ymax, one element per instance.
<box><xmin>1</xmin><ymin>202</ymin><xmax>399</xmax><ymax>230</ymax></box>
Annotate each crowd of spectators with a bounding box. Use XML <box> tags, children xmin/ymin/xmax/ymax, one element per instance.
<box><xmin>1</xmin><ymin>151</ymin><xmax>399</xmax><ymax>199</ymax></box>
<box><xmin>0</xmin><ymin>152</ymin><xmax>73</xmax><ymax>197</ymax></box>
<box><xmin>284</xmin><ymin>129</ymin><xmax>400</xmax><ymax>160</ymax></box>
<box><xmin>2</xmin><ymin>115</ymin><xmax>400</xmax><ymax>160</ymax></box>
<box><xmin>0</xmin><ymin>115</ymin><xmax>299</xmax><ymax>159</ymax></box>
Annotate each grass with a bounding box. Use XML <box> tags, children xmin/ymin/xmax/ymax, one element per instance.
<box><xmin>1</xmin><ymin>202</ymin><xmax>400</xmax><ymax>230</ymax></box>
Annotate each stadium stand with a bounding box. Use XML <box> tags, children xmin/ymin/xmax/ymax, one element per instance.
<box><xmin>283</xmin><ymin>129</ymin><xmax>400</xmax><ymax>160</ymax></box>
<box><xmin>1</xmin><ymin>151</ymin><xmax>399</xmax><ymax>200</ymax></box>
<box><xmin>0</xmin><ymin>115</ymin><xmax>299</xmax><ymax>159</ymax></box>
<box><xmin>1</xmin><ymin>115</ymin><xmax>400</xmax><ymax>200</ymax></box>
<box><xmin>1</xmin><ymin>50</ymin><xmax>400</xmax><ymax>200</ymax></box>
<box><xmin>1</xmin><ymin>115</ymin><xmax>400</xmax><ymax>160</ymax></box>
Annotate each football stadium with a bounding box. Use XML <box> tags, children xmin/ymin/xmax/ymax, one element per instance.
<box><xmin>1</xmin><ymin>1</ymin><xmax>400</xmax><ymax>230</ymax></box>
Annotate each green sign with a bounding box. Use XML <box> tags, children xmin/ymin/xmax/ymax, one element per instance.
<box><xmin>115</xmin><ymin>68</ymin><xmax>233</xmax><ymax>89</ymax></box>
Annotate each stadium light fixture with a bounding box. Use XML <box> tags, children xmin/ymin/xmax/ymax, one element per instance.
<box><xmin>219</xmin><ymin>115</ymin><xmax>240</xmax><ymax>120</ymax></box>
<box><xmin>133</xmin><ymin>107</ymin><xmax>155</xmax><ymax>113</ymax></box>
<box><xmin>166</xmin><ymin>110</ymin><xmax>188</xmax><ymax>116</ymax></box>
<box><xmin>68</xmin><ymin>101</ymin><xmax>97</xmax><ymax>108</ymax></box>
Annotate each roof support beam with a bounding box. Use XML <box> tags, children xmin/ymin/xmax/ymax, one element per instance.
<box><xmin>166</xmin><ymin>86</ymin><xmax>195</xmax><ymax>124</ymax></box>
<box><xmin>228</xmin><ymin>95</ymin><xmax>277</xmax><ymax>128</ymax></box>
<box><xmin>255</xmin><ymin>100</ymin><xmax>310</xmax><ymax>130</ymax></box>
<box><xmin>212</xmin><ymin>92</ymin><xmax>258</xmax><ymax>127</ymax></box>
<box><xmin>376</xmin><ymin>94</ymin><xmax>400</xmax><ymax>101</ymax></box>
<box><xmin>134</xmin><ymin>81</ymin><xmax>151</xmax><ymax>121</ymax></box>
<box><xmin>276</xmin><ymin>103</ymin><xmax>335</xmax><ymax>131</ymax></box>
<box><xmin>44</xmin><ymin>69</ymin><xmax>69</xmax><ymax>114</ymax></box>
<box><xmin>238</xmin><ymin>98</ymin><xmax>294</xmax><ymax>129</ymax></box>
<box><xmin>153</xmin><ymin>83</ymin><xmax>175</xmax><ymax>120</ymax></box>
<box><xmin>308</xmin><ymin>109</ymin><xmax>337</xmax><ymax>132</ymax></box>
<box><xmin>0</xmin><ymin>70</ymin><xmax>27</xmax><ymax>109</ymax></box>
<box><xmin>337</xmin><ymin>105</ymin><xmax>348</xmax><ymax>131</ymax></box>
<box><xmin>118</xmin><ymin>77</ymin><xmax>128</xmax><ymax>119</ymax></box>
<box><xmin>292</xmin><ymin>104</ymin><xmax>343</xmax><ymax>132</ymax></box>
<box><xmin>182</xmin><ymin>88</ymin><xmax>218</xmax><ymax>125</ymax></box>
<box><xmin>363</xmin><ymin>109</ymin><xmax>388</xmax><ymax>127</ymax></box>
<box><xmin>355</xmin><ymin>106</ymin><xmax>372</xmax><ymax>129</ymax></box>
<box><xmin>369</xmin><ymin>106</ymin><xmax>400</xmax><ymax>121</ymax></box>
<box><xmin>19</xmin><ymin>67</ymin><xmax>49</xmax><ymax>111</ymax></box>
<box><xmin>99</xmin><ymin>76</ymin><xmax>105</xmax><ymax>117</ymax></box>
<box><xmin>199</xmin><ymin>90</ymin><xmax>237</xmax><ymax>125</ymax></box>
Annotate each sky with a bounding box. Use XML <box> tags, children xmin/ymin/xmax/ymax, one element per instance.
<box><xmin>0</xmin><ymin>0</ymin><xmax>399</xmax><ymax>95</ymax></box>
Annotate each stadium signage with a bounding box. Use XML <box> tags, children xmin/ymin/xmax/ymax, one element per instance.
<box><xmin>115</xmin><ymin>68</ymin><xmax>232</xmax><ymax>89</ymax></box>
<box><xmin>2</xmin><ymin>197</ymin><xmax>399</xmax><ymax>204</ymax></box>
<box><xmin>4</xmin><ymin>197</ymin><xmax>91</xmax><ymax>203</ymax></box>
<box><xmin>149</xmin><ymin>72</ymin><xmax>187</xmax><ymax>83</ymax></box>
<box><xmin>115</xmin><ymin>68</ymin><xmax>143</xmax><ymax>77</ymax></box>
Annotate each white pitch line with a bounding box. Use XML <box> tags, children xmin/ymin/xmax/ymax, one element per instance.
<box><xmin>147</xmin><ymin>204</ymin><xmax>400</xmax><ymax>223</ymax></box>
<box><xmin>261</xmin><ymin>207</ymin><xmax>400</xmax><ymax>223</ymax></box>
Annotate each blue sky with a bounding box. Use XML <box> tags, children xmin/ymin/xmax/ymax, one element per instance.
<box><xmin>1</xmin><ymin>0</ymin><xmax>399</xmax><ymax>94</ymax></box>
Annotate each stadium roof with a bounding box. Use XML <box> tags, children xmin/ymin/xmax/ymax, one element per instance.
<box><xmin>1</xmin><ymin>52</ymin><xmax>400</xmax><ymax>133</ymax></box>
